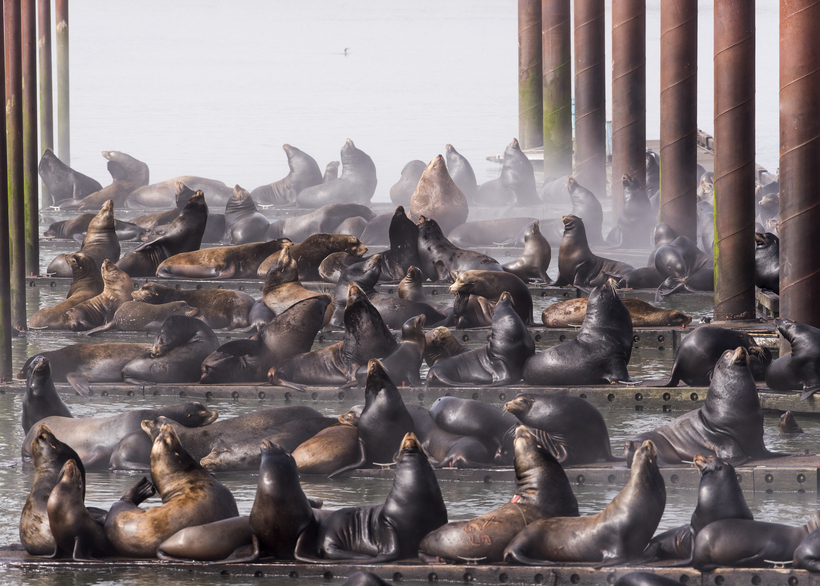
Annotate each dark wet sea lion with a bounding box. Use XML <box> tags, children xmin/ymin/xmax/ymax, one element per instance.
<box><xmin>780</xmin><ymin>411</ymin><xmax>804</xmax><ymax>435</ymax></box>
<box><xmin>130</xmin><ymin>181</ymin><xmax>191</xmax><ymax>230</ymax></box>
<box><xmin>122</xmin><ymin>315</ymin><xmax>219</xmax><ymax>384</ymax></box>
<box><xmin>125</xmin><ymin>176</ymin><xmax>233</xmax><ymax>209</ymax></box>
<box><xmin>405</xmin><ymin>405</ymin><xmax>493</xmax><ymax>468</ymax></box>
<box><xmin>251</xmin><ymin>144</ymin><xmax>323</xmax><ymax>205</ymax></box>
<box><xmin>117</xmin><ymin>190</ymin><xmax>208</xmax><ymax>277</ymax></box>
<box><xmin>157</xmin><ymin>238</ymin><xmax>291</xmax><ymax>279</ymax></box>
<box><xmin>398</xmin><ymin>265</ymin><xmax>448</xmax><ymax>312</ymax></box>
<box><xmin>297</xmin><ymin>139</ymin><xmax>378</xmax><ymax>207</ymax></box>
<box><xmin>297</xmin><ymin>432</ymin><xmax>447</xmax><ymax>563</ymax></box>
<box><xmin>453</xmin><ymin>291</ymin><xmax>494</xmax><ymax>328</ymax></box>
<box><xmin>606</xmin><ymin>174</ymin><xmax>655</xmax><ymax>248</ymax></box>
<box><xmin>794</xmin><ymin>527</ymin><xmax>820</xmax><ymax>571</ymax></box>
<box><xmin>502</xmin><ymin>220</ymin><xmax>551</xmax><ymax>283</ymax></box>
<box><xmin>447</xmin><ymin>217</ymin><xmax>537</xmax><ymax>248</ymax></box>
<box><xmin>428</xmin><ymin>397</ymin><xmax>519</xmax><ymax>464</ymax></box>
<box><xmin>567</xmin><ymin>176</ymin><xmax>604</xmax><ymax>244</ymax></box>
<box><xmin>646</xmin><ymin>149</ymin><xmax>660</xmax><ymax>193</ymax></box>
<box><xmin>754</xmin><ymin>231</ymin><xmax>779</xmax><ymax>293</ymax></box>
<box><xmin>46</xmin><ymin>199</ymin><xmax>121</xmax><ymax>277</ymax></box>
<box><xmin>617</xmin><ymin>223</ymin><xmax>679</xmax><ymax>289</ymax></box>
<box><xmin>390</xmin><ymin>159</ymin><xmax>425</xmax><ymax>206</ymax></box>
<box><xmin>342</xmin><ymin>572</ymin><xmax>390</xmax><ymax>586</ymax></box>
<box><xmin>104</xmin><ymin>422</ymin><xmax>239</xmax><ymax>558</ymax></box>
<box><xmin>319</xmin><ymin>251</ymin><xmax>361</xmax><ymax>283</ymax></box>
<box><xmin>293</xmin><ymin>423</ymin><xmax>360</xmax><ymax>475</ymax></box>
<box><xmin>358</xmin><ymin>212</ymin><xmax>392</xmax><ymax>245</ymax></box>
<box><xmin>654</xmin><ymin>235</ymin><xmax>714</xmax><ymax>300</ymax></box>
<box><xmin>39</xmin><ymin>147</ymin><xmax>103</xmax><ymax>206</ymax></box>
<box><xmin>353</xmin><ymin>315</ymin><xmax>426</xmax><ymax>387</ymax></box>
<box><xmin>661</xmin><ymin>325</ymin><xmax>771</xmax><ymax>387</ymax></box>
<box><xmin>59</xmin><ymin>150</ymin><xmax>150</xmax><ymax>210</ymax></box>
<box><xmin>131</xmin><ymin>282</ymin><xmax>255</xmax><ymax>330</ymax></box>
<box><xmin>262</xmin><ymin>246</ymin><xmax>330</xmax><ymax>316</ymax></box>
<box><xmin>157</xmin><ymin>516</ymin><xmax>256</xmax><ymax>563</ymax></box>
<box><xmin>409</xmin><ymin>155</ymin><xmax>469</xmax><ymax>234</ymax></box>
<box><xmin>47</xmin><ymin>459</ymin><xmax>116</xmax><ymax>559</ymax></box>
<box><xmin>257</xmin><ymin>233</ymin><xmax>368</xmax><ymax>280</ymax></box>
<box><xmin>30</xmin><ymin>252</ymin><xmax>104</xmax><ymax>329</ymax></box>
<box><xmin>44</xmin><ymin>213</ymin><xmax>143</xmax><ymax>241</ymax></box>
<box><xmin>417</xmin><ymin>216</ymin><xmax>503</xmax><ymax>282</ymax></box>
<box><xmin>221</xmin><ymin>185</ymin><xmax>269</xmax><ymax>244</ymax></box>
<box><xmin>383</xmin><ymin>206</ymin><xmax>422</xmax><ymax>273</ymax></box>
<box><xmin>505</xmin><ymin>393</ymin><xmax>618</xmax><ymax>465</ymax></box>
<box><xmin>766</xmin><ymin>319</ymin><xmax>820</xmax><ymax>398</ymax></box>
<box><xmin>627</xmin><ymin>347</ymin><xmax>779</xmax><ymax>466</ymax></box>
<box><xmin>474</xmin><ymin>138</ymin><xmax>540</xmax><ymax>206</ymax></box>
<box><xmin>541</xmin><ymin>297</ymin><xmax>691</xmax><ymax>328</ymax></box>
<box><xmin>449</xmin><ymin>269</ymin><xmax>533</xmax><ymax>324</ymax></box>
<box><xmin>21</xmin><ymin>356</ymin><xmax>72</xmax><ymax>434</ymax></box>
<box><xmin>503</xmin><ymin>439</ymin><xmax>665</xmax><ymax>566</ymax></box>
<box><xmin>556</xmin><ymin>215</ymin><xmax>634</xmax><ymax>287</ymax></box>
<box><xmin>524</xmin><ymin>279</ymin><xmax>633</xmax><ymax>385</ymax></box>
<box><xmin>419</xmin><ymin>426</ymin><xmax>579</xmax><ymax>563</ymax></box>
<box><xmin>265</xmin><ymin>203</ymin><xmax>375</xmax><ymax>243</ymax></box>
<box><xmin>613</xmin><ymin>573</ymin><xmax>682</xmax><ymax>586</ymax></box>
<box><xmin>445</xmin><ymin>143</ymin><xmax>477</xmax><ymax>202</ymax></box>
<box><xmin>334</xmin><ymin>215</ymin><xmax>368</xmax><ymax>238</ymax></box>
<box><xmin>428</xmin><ymin>291</ymin><xmax>534</xmax><ymax>386</ymax></box>
<box><xmin>83</xmin><ymin>300</ymin><xmax>200</xmax><ymax>335</ymax></box>
<box><xmin>63</xmin><ymin>259</ymin><xmax>134</xmax><ymax>331</ymax></box>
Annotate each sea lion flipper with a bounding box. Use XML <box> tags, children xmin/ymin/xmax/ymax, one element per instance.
<box><xmin>82</xmin><ymin>321</ymin><xmax>116</xmax><ymax>336</ymax></box>
<box><xmin>799</xmin><ymin>386</ymin><xmax>820</xmax><ymax>400</ymax></box>
<box><xmin>328</xmin><ymin>440</ymin><xmax>367</xmax><ymax>479</ymax></box>
<box><xmin>66</xmin><ymin>373</ymin><xmax>91</xmax><ymax>396</ymax></box>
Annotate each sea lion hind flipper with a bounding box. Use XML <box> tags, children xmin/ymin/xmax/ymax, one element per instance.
<box><xmin>503</xmin><ymin>549</ymin><xmax>557</xmax><ymax>566</ymax></box>
<box><xmin>800</xmin><ymin>385</ymin><xmax>820</xmax><ymax>400</ymax></box>
<box><xmin>83</xmin><ymin>321</ymin><xmax>116</xmax><ymax>336</ymax></box>
<box><xmin>327</xmin><ymin>440</ymin><xmax>368</xmax><ymax>479</ymax></box>
<box><xmin>72</xmin><ymin>537</ymin><xmax>98</xmax><ymax>561</ymax></box>
<box><xmin>65</xmin><ymin>373</ymin><xmax>91</xmax><ymax>396</ymax></box>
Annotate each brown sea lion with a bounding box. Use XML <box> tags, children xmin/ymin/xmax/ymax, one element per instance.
<box><xmin>541</xmin><ymin>297</ymin><xmax>691</xmax><ymax>328</ymax></box>
<box><xmin>131</xmin><ymin>282</ymin><xmax>254</xmax><ymax>330</ymax></box>
<box><xmin>220</xmin><ymin>185</ymin><xmax>270</xmax><ymax>245</ymax></box>
<box><xmin>409</xmin><ymin>155</ymin><xmax>469</xmax><ymax>234</ymax></box>
<box><xmin>501</xmin><ymin>220</ymin><xmax>552</xmax><ymax>283</ymax></box>
<box><xmin>780</xmin><ymin>411</ymin><xmax>804</xmax><ymax>435</ymax></box>
<box><xmin>257</xmin><ymin>233</ymin><xmax>368</xmax><ymax>280</ymax></box>
<box><xmin>20</xmin><ymin>356</ymin><xmax>71</xmax><ymax>434</ymax></box>
<box><xmin>449</xmin><ymin>269</ymin><xmax>533</xmax><ymax>324</ymax></box>
<box><xmin>293</xmin><ymin>423</ymin><xmax>360</xmax><ymax>475</ymax></box>
<box><xmin>29</xmin><ymin>253</ymin><xmax>104</xmax><ymax>329</ymax></box>
<box><xmin>397</xmin><ymin>265</ymin><xmax>450</xmax><ymax>313</ymax></box>
<box><xmin>59</xmin><ymin>150</ymin><xmax>150</xmax><ymax>210</ymax></box>
<box><xmin>83</xmin><ymin>300</ymin><xmax>200</xmax><ymax>335</ymax></box>
<box><xmin>555</xmin><ymin>215</ymin><xmax>634</xmax><ymax>287</ymax></box>
<box><xmin>423</xmin><ymin>326</ymin><xmax>467</xmax><ymax>367</ymax></box>
<box><xmin>262</xmin><ymin>247</ymin><xmax>330</xmax><ymax>316</ymax></box>
<box><xmin>416</xmin><ymin>216</ymin><xmax>503</xmax><ymax>282</ymax></box>
<box><xmin>63</xmin><ymin>259</ymin><xmax>135</xmax><ymax>331</ymax></box>
<box><xmin>156</xmin><ymin>238</ymin><xmax>292</xmax><ymax>279</ymax></box>
<box><xmin>46</xmin><ymin>199</ymin><xmax>121</xmax><ymax>277</ymax></box>
<box><xmin>130</xmin><ymin>181</ymin><xmax>192</xmax><ymax>230</ymax></box>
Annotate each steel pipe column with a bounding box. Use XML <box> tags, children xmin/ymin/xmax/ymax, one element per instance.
<box><xmin>0</xmin><ymin>2</ymin><xmax>10</xmax><ymax>380</ymax></box>
<box><xmin>519</xmin><ymin>0</ymin><xmax>543</xmax><ymax>151</ymax></box>
<box><xmin>574</xmin><ymin>0</ymin><xmax>606</xmax><ymax>201</ymax></box>
<box><xmin>659</xmin><ymin>0</ymin><xmax>698</xmax><ymax>241</ymax></box>
<box><xmin>611</xmin><ymin>0</ymin><xmax>646</xmax><ymax>225</ymax></box>
<box><xmin>55</xmin><ymin>0</ymin><xmax>68</xmax><ymax>164</ymax></box>
<box><xmin>780</xmin><ymin>0</ymin><xmax>820</xmax><ymax>326</ymax></box>
<box><xmin>541</xmin><ymin>0</ymin><xmax>572</xmax><ymax>178</ymax></box>
<box><xmin>22</xmin><ymin>0</ymin><xmax>37</xmax><ymax>276</ymax></box>
<box><xmin>38</xmin><ymin>0</ymin><xmax>52</xmax><ymax>205</ymax></box>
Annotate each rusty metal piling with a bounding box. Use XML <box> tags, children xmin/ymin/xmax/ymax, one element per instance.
<box><xmin>0</xmin><ymin>3</ymin><xmax>9</xmax><ymax>380</ymax></box>
<box><xmin>38</xmin><ymin>0</ymin><xmax>52</xmax><ymax>205</ymax></box>
<box><xmin>519</xmin><ymin>0</ymin><xmax>543</xmax><ymax>151</ymax></box>
<box><xmin>55</xmin><ymin>0</ymin><xmax>68</xmax><ymax>164</ymax></box>
<box><xmin>22</xmin><ymin>0</ymin><xmax>37</xmax><ymax>276</ymax></box>
<box><xmin>541</xmin><ymin>0</ymin><xmax>572</xmax><ymax>178</ymax></box>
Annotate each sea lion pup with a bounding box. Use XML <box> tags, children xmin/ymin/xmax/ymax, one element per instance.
<box><xmin>390</xmin><ymin>159</ymin><xmax>426</xmax><ymax>206</ymax></box>
<box><xmin>660</xmin><ymin>325</ymin><xmax>771</xmax><ymax>387</ymax></box>
<box><xmin>606</xmin><ymin>174</ymin><xmax>655</xmax><ymax>248</ymax></box>
<box><xmin>754</xmin><ymin>231</ymin><xmax>779</xmax><ymax>293</ymax></box>
<box><xmin>449</xmin><ymin>269</ymin><xmax>533</xmax><ymax>324</ymax></box>
<box><xmin>39</xmin><ymin>147</ymin><xmax>103</xmax><ymax>206</ymax></box>
<box><xmin>523</xmin><ymin>279</ymin><xmax>633</xmax><ymax>385</ymax></box>
<box><xmin>626</xmin><ymin>347</ymin><xmax>781</xmax><ymax>467</ymax></box>
<box><xmin>423</xmin><ymin>326</ymin><xmax>467</xmax><ymax>367</ymax></box>
<box><xmin>21</xmin><ymin>356</ymin><xmax>71</xmax><ymax>434</ymax></box>
<box><xmin>47</xmin><ymin>459</ymin><xmax>116</xmax><ymax>560</ymax></box>
<box><xmin>405</xmin><ymin>405</ymin><xmax>494</xmax><ymax>468</ymax></box>
<box><xmin>541</xmin><ymin>297</ymin><xmax>691</xmax><ymax>328</ymax></box>
<box><xmin>503</xmin><ymin>439</ymin><xmax>665</xmax><ymax>566</ymax></box>
<box><xmin>116</xmin><ymin>189</ymin><xmax>208</xmax><ymax>277</ymax></box>
<box><xmin>122</xmin><ymin>315</ymin><xmax>219</xmax><ymax>384</ymax></box>
<box><xmin>419</xmin><ymin>426</ymin><xmax>579</xmax><ymax>563</ymax></box>
<box><xmin>83</xmin><ymin>300</ymin><xmax>200</xmax><ymax>335</ymax></box>
<box><xmin>567</xmin><ymin>176</ymin><xmax>605</xmax><ymax>244</ymax></box>
<box><xmin>653</xmin><ymin>235</ymin><xmax>714</xmax><ymax>300</ymax></box>
<box><xmin>444</xmin><ymin>143</ymin><xmax>478</xmax><ymax>202</ymax></box>
<box><xmin>131</xmin><ymin>281</ymin><xmax>255</xmax><ymax>330</ymax></box>
<box><xmin>474</xmin><ymin>138</ymin><xmax>540</xmax><ymax>206</ymax></box>
<box><xmin>636</xmin><ymin>454</ymin><xmax>753</xmax><ymax>565</ymax></box>
<box><xmin>104</xmin><ymin>422</ymin><xmax>239</xmax><ymax>558</ymax></box>
<box><xmin>296</xmin><ymin>432</ymin><xmax>447</xmax><ymax>563</ymax></box>
<box><xmin>296</xmin><ymin>138</ymin><xmax>378</xmax><ymax>207</ymax></box>
<box><xmin>409</xmin><ymin>154</ymin><xmax>469</xmax><ymax>235</ymax></box>
<box><xmin>427</xmin><ymin>292</ymin><xmax>533</xmax><ymax>386</ymax></box>
<box><xmin>130</xmin><ymin>181</ymin><xmax>192</xmax><ymax>231</ymax></box>
<box><xmin>266</xmin><ymin>203</ymin><xmax>375</xmax><ymax>242</ymax></box>
<box><xmin>780</xmin><ymin>411</ymin><xmax>804</xmax><ymax>435</ymax></box>
<box><xmin>220</xmin><ymin>185</ymin><xmax>269</xmax><ymax>244</ymax></box>
<box><xmin>328</xmin><ymin>359</ymin><xmax>414</xmax><ymax>477</ymax></box>
<box><xmin>262</xmin><ymin>246</ymin><xmax>330</xmax><ymax>316</ymax></box>
<box><xmin>416</xmin><ymin>216</ymin><xmax>503</xmax><ymax>282</ymax></box>
<box><xmin>57</xmin><ymin>150</ymin><xmax>149</xmax><ymax>210</ymax></box>
<box><xmin>352</xmin><ymin>315</ymin><xmax>426</xmax><ymax>387</ymax></box>
<box><xmin>502</xmin><ymin>220</ymin><xmax>552</xmax><ymax>283</ymax></box>
<box><xmin>29</xmin><ymin>252</ymin><xmax>103</xmax><ymax>329</ymax></box>
<box><xmin>63</xmin><ymin>259</ymin><xmax>135</xmax><ymax>331</ymax></box>
<box><xmin>257</xmin><ymin>232</ymin><xmax>368</xmax><ymax>280</ymax></box>
<box><xmin>46</xmin><ymin>199</ymin><xmax>121</xmax><ymax>277</ymax></box>
<box><xmin>251</xmin><ymin>143</ymin><xmax>323</xmax><ymax>205</ymax></box>
<box><xmin>200</xmin><ymin>296</ymin><xmax>330</xmax><ymax>384</ymax></box>
<box><xmin>156</xmin><ymin>239</ymin><xmax>291</xmax><ymax>280</ymax></box>
<box><xmin>766</xmin><ymin>319</ymin><xmax>820</xmax><ymax>399</ymax></box>
<box><xmin>555</xmin><ymin>215</ymin><xmax>634</xmax><ymax>287</ymax></box>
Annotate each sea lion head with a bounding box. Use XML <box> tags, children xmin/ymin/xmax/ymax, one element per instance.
<box><xmin>779</xmin><ymin>411</ymin><xmax>803</xmax><ymax>434</ymax></box>
<box><xmin>346</xmin><ymin>281</ymin><xmax>368</xmax><ymax>308</ymax></box>
<box><xmin>339</xmin><ymin>405</ymin><xmax>364</xmax><ymax>427</ymax></box>
<box><xmin>396</xmin><ymin>432</ymin><xmax>421</xmax><ymax>461</ymax></box>
<box><xmin>404</xmin><ymin>265</ymin><xmax>422</xmax><ymax>284</ymax></box>
<box><xmin>26</xmin><ymin>355</ymin><xmax>51</xmax><ymax>383</ymax></box>
<box><xmin>622</xmin><ymin>173</ymin><xmax>642</xmax><ymax>199</ymax></box>
<box><xmin>226</xmin><ymin>185</ymin><xmax>256</xmax><ymax>212</ymax></box>
<box><xmin>174</xmin><ymin>181</ymin><xmax>195</xmax><ymax>208</ymax></box>
<box><xmin>88</xmin><ymin>199</ymin><xmax>116</xmax><ymax>231</ymax></box>
<box><xmin>265</xmin><ymin>246</ymin><xmax>299</xmax><ymax>285</ymax></box>
<box><xmin>632</xmin><ymin>439</ymin><xmax>658</xmax><ymax>469</ymax></box>
<box><xmin>653</xmin><ymin>223</ymin><xmax>677</xmax><ymax>247</ymax></box>
<box><xmin>260</xmin><ymin>439</ymin><xmax>289</xmax><ymax>457</ymax></box>
<box><xmin>504</xmin><ymin>394</ymin><xmax>535</xmax><ymax>418</ymax></box>
<box><xmin>101</xmin><ymin>259</ymin><xmax>133</xmax><ymax>291</ymax></box>
<box><xmin>131</xmin><ymin>282</ymin><xmax>168</xmax><ymax>304</ymax></box>
<box><xmin>524</xmin><ymin>220</ymin><xmax>542</xmax><ymax>241</ymax></box>
<box><xmin>693</xmin><ymin>453</ymin><xmax>727</xmax><ymax>477</ymax></box>
<box><xmin>754</xmin><ymin>231</ymin><xmax>778</xmax><ymax>249</ymax></box>
<box><xmin>57</xmin><ymin>458</ymin><xmax>84</xmax><ymax>494</ymax></box>
<box><xmin>150</xmin><ymin>315</ymin><xmax>203</xmax><ymax>357</ymax></box>
<box><xmin>654</xmin><ymin>243</ymin><xmax>687</xmax><ymax>279</ymax></box>
<box><xmin>448</xmin><ymin>270</ymin><xmax>479</xmax><ymax>295</ymax></box>
<box><xmin>149</xmin><ymin>421</ymin><xmax>200</xmax><ymax>484</ymax></box>
<box><xmin>341</xmin><ymin>235</ymin><xmax>367</xmax><ymax>257</ymax></box>
<box><xmin>364</xmin><ymin>358</ymin><xmax>393</xmax><ymax>402</ymax></box>
<box><xmin>561</xmin><ymin>214</ymin><xmax>582</xmax><ymax>234</ymax></box>
<box><xmin>182</xmin><ymin>403</ymin><xmax>219</xmax><ymax>426</ymax></box>
<box><xmin>401</xmin><ymin>314</ymin><xmax>426</xmax><ymax>345</ymax></box>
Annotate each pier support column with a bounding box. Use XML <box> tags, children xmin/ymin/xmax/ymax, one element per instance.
<box><xmin>541</xmin><ymin>0</ymin><xmax>572</xmax><ymax>178</ymax></box>
<box><xmin>22</xmin><ymin>0</ymin><xmax>37</xmax><ymax>276</ymax></box>
<box><xmin>38</xmin><ymin>0</ymin><xmax>52</xmax><ymax>206</ymax></box>
<box><xmin>55</xmin><ymin>0</ymin><xmax>68</xmax><ymax>165</ymax></box>
<box><xmin>780</xmin><ymin>0</ymin><xmax>820</xmax><ymax>327</ymax></box>
<box><xmin>611</xmin><ymin>0</ymin><xmax>646</xmax><ymax>226</ymax></box>
<box><xmin>519</xmin><ymin>0</ymin><xmax>543</xmax><ymax>151</ymax></box>
<box><xmin>659</xmin><ymin>0</ymin><xmax>698</xmax><ymax>241</ymax></box>
<box><xmin>573</xmin><ymin>0</ymin><xmax>606</xmax><ymax>201</ymax></box>
<box><xmin>0</xmin><ymin>2</ymin><xmax>10</xmax><ymax>380</ymax></box>
<box><xmin>714</xmin><ymin>0</ymin><xmax>755</xmax><ymax>321</ymax></box>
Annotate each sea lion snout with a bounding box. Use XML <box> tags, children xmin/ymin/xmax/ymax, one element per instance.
<box><xmin>731</xmin><ymin>346</ymin><xmax>748</xmax><ymax>365</ymax></box>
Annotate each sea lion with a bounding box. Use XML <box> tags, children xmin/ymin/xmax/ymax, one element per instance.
<box><xmin>503</xmin><ymin>439</ymin><xmax>665</xmax><ymax>566</ymax></box>
<box><xmin>293</xmin><ymin>423</ymin><xmax>360</xmax><ymax>475</ymax></box>
<box><xmin>334</xmin><ymin>216</ymin><xmax>368</xmax><ymax>238</ymax></box>
<box><xmin>297</xmin><ymin>139</ymin><xmax>378</xmax><ymax>207</ymax></box>
<box><xmin>29</xmin><ymin>252</ymin><xmax>104</xmax><ymax>329</ymax></box>
<box><xmin>541</xmin><ymin>297</ymin><xmax>691</xmax><ymax>328</ymax></box>
<box><xmin>617</xmin><ymin>223</ymin><xmax>679</xmax><ymax>289</ymax></box>
<box><xmin>794</xmin><ymin>527</ymin><xmax>820</xmax><ymax>571</ymax></box>
<box><xmin>125</xmin><ymin>176</ymin><xmax>233</xmax><ymax>209</ymax></box>
<box><xmin>59</xmin><ymin>150</ymin><xmax>150</xmax><ymax>210</ymax></box>
<box><xmin>452</xmin><ymin>291</ymin><xmax>494</xmax><ymax>328</ymax></box>
<box><xmin>754</xmin><ymin>232</ymin><xmax>779</xmax><ymax>293</ymax></box>
<box><xmin>324</xmin><ymin>162</ymin><xmax>339</xmax><ymax>179</ymax></box>
<box><xmin>626</xmin><ymin>347</ymin><xmax>780</xmax><ymax>466</ymax></box>
<box><xmin>47</xmin><ymin>459</ymin><xmax>116</xmax><ymax>559</ymax></box>
<box><xmin>446</xmin><ymin>217</ymin><xmax>538</xmax><ymax>248</ymax></box>
<box><xmin>257</xmin><ymin>233</ymin><xmax>368</xmax><ymax>280</ymax></box>
<box><xmin>104</xmin><ymin>422</ymin><xmax>239</xmax><ymax>558</ymax></box>
<box><xmin>131</xmin><ymin>282</ymin><xmax>255</xmax><ymax>330</ymax></box>
<box><xmin>660</xmin><ymin>325</ymin><xmax>771</xmax><ymax>387</ymax></box>
<box><xmin>319</xmin><ymin>251</ymin><xmax>362</xmax><ymax>283</ymax></box>
<box><xmin>44</xmin><ymin>214</ymin><xmax>144</xmax><ymax>241</ymax></box>
<box><xmin>265</xmin><ymin>203</ymin><xmax>376</xmax><ymax>243</ymax></box>
<box><xmin>342</xmin><ymin>572</ymin><xmax>390</xmax><ymax>586</ymax></box>
<box><xmin>567</xmin><ymin>176</ymin><xmax>605</xmax><ymax>244</ymax></box>
<box><xmin>556</xmin><ymin>215</ymin><xmax>634</xmax><ymax>287</ymax></box>
<box><xmin>427</xmin><ymin>291</ymin><xmax>534</xmax><ymax>386</ymax></box>
<box><xmin>419</xmin><ymin>426</ymin><xmax>579</xmax><ymax>563</ymax></box>
<box><xmin>504</xmin><ymin>393</ymin><xmax>618</xmax><ymax>465</ymax></box>
<box><xmin>780</xmin><ymin>411</ymin><xmax>804</xmax><ymax>435</ymax></box>
<box><xmin>416</xmin><ymin>216</ymin><xmax>503</xmax><ymax>282</ymax></box>
<box><xmin>157</xmin><ymin>516</ymin><xmax>257</xmax><ymax>563</ymax></box>
<box><xmin>156</xmin><ymin>238</ymin><xmax>291</xmax><ymax>279</ymax></box>
<box><xmin>444</xmin><ymin>143</ymin><xmax>478</xmax><ymax>202</ymax></box>
<box><xmin>612</xmin><ymin>574</ymin><xmax>682</xmax><ymax>586</ymax></box>
<box><xmin>63</xmin><ymin>259</ymin><xmax>134</xmax><ymax>331</ymax></box>
<box><xmin>423</xmin><ymin>326</ymin><xmax>468</xmax><ymax>367</ymax></box>
<box><xmin>38</xmin><ymin>147</ymin><xmax>104</xmax><ymax>206</ymax></box>
<box><xmin>409</xmin><ymin>155</ymin><xmax>469</xmax><ymax>235</ymax></box>
<box><xmin>353</xmin><ymin>315</ymin><xmax>426</xmax><ymax>387</ymax></box>
<box><xmin>606</xmin><ymin>174</ymin><xmax>655</xmax><ymax>248</ymax></box>
<box><xmin>646</xmin><ymin>149</ymin><xmax>660</xmax><ymax>193</ymax></box>
<box><xmin>220</xmin><ymin>185</ymin><xmax>269</xmax><ymax>244</ymax></box>
<box><xmin>428</xmin><ymin>397</ymin><xmax>519</xmax><ymax>464</ymax></box>
<box><xmin>502</xmin><ymin>220</ymin><xmax>552</xmax><ymax>283</ymax></box>
<box><xmin>296</xmin><ymin>432</ymin><xmax>447</xmax><ymax>563</ymax></box>
<box><xmin>262</xmin><ymin>247</ymin><xmax>330</xmax><ymax>316</ymax></box>
<box><xmin>766</xmin><ymin>319</ymin><xmax>820</xmax><ymax>398</ymax></box>
<box><xmin>654</xmin><ymin>235</ymin><xmax>714</xmax><ymax>300</ymax></box>
<box><xmin>122</xmin><ymin>315</ymin><xmax>219</xmax><ymax>384</ymax></box>
<box><xmin>130</xmin><ymin>181</ymin><xmax>192</xmax><ymax>230</ymax></box>
<box><xmin>405</xmin><ymin>405</ymin><xmax>494</xmax><ymax>468</ymax></box>
<box><xmin>449</xmin><ymin>269</ymin><xmax>533</xmax><ymax>324</ymax></box>
<box><xmin>523</xmin><ymin>279</ymin><xmax>633</xmax><ymax>385</ymax></box>
<box><xmin>390</xmin><ymin>159</ymin><xmax>425</xmax><ymax>206</ymax></box>
<box><xmin>397</xmin><ymin>265</ymin><xmax>447</xmax><ymax>311</ymax></box>
<box><xmin>21</xmin><ymin>356</ymin><xmax>72</xmax><ymax>434</ymax></box>
<box><xmin>83</xmin><ymin>300</ymin><xmax>200</xmax><ymax>335</ymax></box>
<box><xmin>46</xmin><ymin>199</ymin><xmax>121</xmax><ymax>277</ymax></box>
<box><xmin>358</xmin><ymin>212</ymin><xmax>392</xmax><ymax>246</ymax></box>
<box><xmin>474</xmin><ymin>138</ymin><xmax>540</xmax><ymax>206</ymax></box>
<box><xmin>383</xmin><ymin>206</ymin><xmax>423</xmax><ymax>274</ymax></box>
<box><xmin>250</xmin><ymin>144</ymin><xmax>323</xmax><ymax>205</ymax></box>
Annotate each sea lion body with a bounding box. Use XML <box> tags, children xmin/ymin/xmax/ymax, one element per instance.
<box><xmin>780</xmin><ymin>411</ymin><xmax>804</xmax><ymax>435</ymax></box>
<box><xmin>293</xmin><ymin>424</ymin><xmax>360</xmax><ymax>475</ymax></box>
<box><xmin>130</xmin><ymin>181</ymin><xmax>191</xmax><ymax>229</ymax></box>
<box><xmin>157</xmin><ymin>516</ymin><xmax>255</xmax><ymax>563</ymax></box>
<box><xmin>39</xmin><ymin>148</ymin><xmax>103</xmax><ymax>206</ymax></box>
<box><xmin>541</xmin><ymin>297</ymin><xmax>691</xmax><ymax>328</ymax></box>
<box><xmin>423</xmin><ymin>326</ymin><xmax>468</xmax><ymax>367</ymax></box>
<box><xmin>654</xmin><ymin>236</ymin><xmax>715</xmax><ymax>300</ymax></box>
<box><xmin>557</xmin><ymin>215</ymin><xmax>634</xmax><ymax>287</ymax></box>
<box><xmin>63</xmin><ymin>259</ymin><xmax>135</xmax><ymax>331</ymax></box>
<box><xmin>17</xmin><ymin>343</ymin><xmax>151</xmax><ymax>387</ymax></box>
<box><xmin>131</xmin><ymin>282</ymin><xmax>254</xmax><ymax>330</ymax></box>
<box><xmin>262</xmin><ymin>247</ymin><xmax>330</xmax><ymax>315</ymax></box>
<box><xmin>417</xmin><ymin>216</ymin><xmax>503</xmax><ymax>282</ymax></box>
<box><xmin>405</xmin><ymin>405</ymin><xmax>493</xmax><ymax>468</ymax></box>
<box><xmin>502</xmin><ymin>220</ymin><xmax>552</xmax><ymax>283</ymax></box>
<box><xmin>428</xmin><ymin>397</ymin><xmax>519</xmax><ymax>464</ymax></box>
<box><xmin>59</xmin><ymin>150</ymin><xmax>150</xmax><ymax>210</ymax></box>
<box><xmin>157</xmin><ymin>239</ymin><xmax>291</xmax><ymax>279</ymax></box>
<box><xmin>257</xmin><ymin>233</ymin><xmax>367</xmax><ymax>281</ymax></box>
<box><xmin>125</xmin><ymin>176</ymin><xmax>233</xmax><ymax>208</ymax></box>
<box><xmin>21</xmin><ymin>357</ymin><xmax>71</xmax><ymax>434</ymax></box>
<box><xmin>221</xmin><ymin>185</ymin><xmax>269</xmax><ymax>244</ymax></box>
<box><xmin>297</xmin><ymin>139</ymin><xmax>377</xmax><ymax>207</ymax></box>
<box><xmin>251</xmin><ymin>144</ymin><xmax>323</xmax><ymax>205</ymax></box>
<box><xmin>449</xmin><ymin>269</ymin><xmax>533</xmax><ymax>324</ymax></box>
<box><xmin>354</xmin><ymin>315</ymin><xmax>426</xmax><ymax>387</ymax></box>
<box><xmin>83</xmin><ymin>300</ymin><xmax>200</xmax><ymax>335</ymax></box>
<box><xmin>794</xmin><ymin>528</ymin><xmax>820</xmax><ymax>571</ymax></box>
<box><xmin>754</xmin><ymin>232</ymin><xmax>779</xmax><ymax>293</ymax></box>
<box><xmin>266</xmin><ymin>203</ymin><xmax>375</xmax><ymax>242</ymax></box>
<box><xmin>30</xmin><ymin>252</ymin><xmax>104</xmax><ymax>329</ymax></box>
<box><xmin>444</xmin><ymin>144</ymin><xmax>478</xmax><ymax>202</ymax></box>
<box><xmin>390</xmin><ymin>159</ymin><xmax>425</xmax><ymax>207</ymax></box>
<box><xmin>474</xmin><ymin>138</ymin><xmax>540</xmax><ymax>206</ymax></box>
<box><xmin>447</xmin><ymin>217</ymin><xmax>537</xmax><ymax>248</ymax></box>
<box><xmin>567</xmin><ymin>177</ymin><xmax>604</xmax><ymax>244</ymax></box>
<box><xmin>765</xmin><ymin>319</ymin><xmax>820</xmax><ymax>397</ymax></box>
<box><xmin>409</xmin><ymin>155</ymin><xmax>469</xmax><ymax>234</ymax></box>
<box><xmin>46</xmin><ymin>199</ymin><xmax>121</xmax><ymax>277</ymax></box>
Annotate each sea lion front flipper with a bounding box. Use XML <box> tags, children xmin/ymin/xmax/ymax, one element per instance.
<box><xmin>66</xmin><ymin>373</ymin><xmax>91</xmax><ymax>396</ymax></box>
<box><xmin>72</xmin><ymin>536</ymin><xmax>98</xmax><ymax>561</ymax></box>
